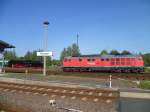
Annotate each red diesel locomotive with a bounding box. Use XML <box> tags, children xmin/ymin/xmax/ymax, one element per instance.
<box><xmin>62</xmin><ymin>55</ymin><xmax>144</xmax><ymax>73</ymax></box>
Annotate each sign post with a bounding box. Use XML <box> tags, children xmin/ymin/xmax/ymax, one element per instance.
<box><xmin>42</xmin><ymin>21</ymin><xmax>50</xmax><ymax>76</ymax></box>
<box><xmin>37</xmin><ymin>51</ymin><xmax>52</xmax><ymax>76</ymax></box>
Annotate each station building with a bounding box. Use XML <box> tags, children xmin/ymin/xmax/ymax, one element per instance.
<box><xmin>0</xmin><ymin>40</ymin><xmax>15</xmax><ymax>72</ymax></box>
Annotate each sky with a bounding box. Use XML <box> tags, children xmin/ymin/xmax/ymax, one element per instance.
<box><xmin>0</xmin><ymin>0</ymin><xmax>150</xmax><ymax>59</ymax></box>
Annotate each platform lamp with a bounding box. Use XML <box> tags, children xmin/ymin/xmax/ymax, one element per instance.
<box><xmin>43</xmin><ymin>21</ymin><xmax>49</xmax><ymax>76</ymax></box>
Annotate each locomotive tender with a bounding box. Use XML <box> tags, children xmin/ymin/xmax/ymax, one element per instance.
<box><xmin>63</xmin><ymin>55</ymin><xmax>144</xmax><ymax>73</ymax></box>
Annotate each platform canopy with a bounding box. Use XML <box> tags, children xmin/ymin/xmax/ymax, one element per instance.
<box><xmin>0</xmin><ymin>40</ymin><xmax>15</xmax><ymax>53</ymax></box>
<box><xmin>0</xmin><ymin>40</ymin><xmax>15</xmax><ymax>49</ymax></box>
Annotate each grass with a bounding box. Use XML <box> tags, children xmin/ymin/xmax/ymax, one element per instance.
<box><xmin>139</xmin><ymin>81</ymin><xmax>150</xmax><ymax>89</ymax></box>
<box><xmin>145</xmin><ymin>67</ymin><xmax>150</xmax><ymax>73</ymax></box>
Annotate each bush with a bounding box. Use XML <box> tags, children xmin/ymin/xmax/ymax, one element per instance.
<box><xmin>145</xmin><ymin>67</ymin><xmax>150</xmax><ymax>73</ymax></box>
<box><xmin>140</xmin><ymin>81</ymin><xmax>150</xmax><ymax>89</ymax></box>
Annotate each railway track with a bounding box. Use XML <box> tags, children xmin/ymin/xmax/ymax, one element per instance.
<box><xmin>3</xmin><ymin>67</ymin><xmax>150</xmax><ymax>80</ymax></box>
<box><xmin>0</xmin><ymin>80</ymin><xmax>119</xmax><ymax>112</ymax></box>
<box><xmin>57</xmin><ymin>72</ymin><xmax>150</xmax><ymax>80</ymax></box>
<box><xmin>0</xmin><ymin>81</ymin><xmax>119</xmax><ymax>101</ymax></box>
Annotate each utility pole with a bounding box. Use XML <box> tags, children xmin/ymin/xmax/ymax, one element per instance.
<box><xmin>43</xmin><ymin>21</ymin><xmax>49</xmax><ymax>76</ymax></box>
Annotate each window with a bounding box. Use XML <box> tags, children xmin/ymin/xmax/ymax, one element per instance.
<box><xmin>68</xmin><ymin>59</ymin><xmax>71</xmax><ymax>62</ymax></box>
<box><xmin>116</xmin><ymin>58</ymin><xmax>120</xmax><ymax>61</ymax></box>
<box><xmin>79</xmin><ymin>58</ymin><xmax>82</xmax><ymax>61</ymax></box>
<box><xmin>106</xmin><ymin>58</ymin><xmax>109</xmax><ymax>61</ymax></box>
<box><xmin>126</xmin><ymin>58</ymin><xmax>130</xmax><ymax>61</ymax></box>
<box><xmin>131</xmin><ymin>58</ymin><xmax>135</xmax><ymax>61</ymax></box>
<box><xmin>111</xmin><ymin>58</ymin><xmax>115</xmax><ymax>61</ymax></box>
<box><xmin>121</xmin><ymin>58</ymin><xmax>125</xmax><ymax>61</ymax></box>
<box><xmin>64</xmin><ymin>59</ymin><xmax>67</xmax><ymax>62</ymax></box>
<box><xmin>87</xmin><ymin>59</ymin><xmax>90</xmax><ymax>61</ymax></box>
<box><xmin>92</xmin><ymin>59</ymin><xmax>95</xmax><ymax>61</ymax></box>
<box><xmin>101</xmin><ymin>59</ymin><xmax>104</xmax><ymax>61</ymax></box>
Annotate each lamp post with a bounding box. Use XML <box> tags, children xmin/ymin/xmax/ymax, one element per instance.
<box><xmin>43</xmin><ymin>21</ymin><xmax>49</xmax><ymax>76</ymax></box>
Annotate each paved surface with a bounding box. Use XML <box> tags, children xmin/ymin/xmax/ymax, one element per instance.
<box><xmin>120</xmin><ymin>92</ymin><xmax>150</xmax><ymax>99</ymax></box>
<box><xmin>119</xmin><ymin>98</ymin><xmax>150</xmax><ymax>112</ymax></box>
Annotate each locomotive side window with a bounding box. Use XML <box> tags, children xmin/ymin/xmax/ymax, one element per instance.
<box><xmin>92</xmin><ymin>59</ymin><xmax>95</xmax><ymax>61</ymax></box>
<box><xmin>68</xmin><ymin>59</ymin><xmax>71</xmax><ymax>62</ymax></box>
<box><xmin>130</xmin><ymin>58</ymin><xmax>135</xmax><ymax>61</ymax></box>
<box><xmin>111</xmin><ymin>58</ymin><xmax>115</xmax><ymax>61</ymax></box>
<box><xmin>64</xmin><ymin>59</ymin><xmax>67</xmax><ymax>62</ymax></box>
<box><xmin>101</xmin><ymin>59</ymin><xmax>104</xmax><ymax>61</ymax></box>
<box><xmin>79</xmin><ymin>58</ymin><xmax>82</xmax><ymax>61</ymax></box>
<box><xmin>121</xmin><ymin>58</ymin><xmax>125</xmax><ymax>61</ymax></box>
<box><xmin>106</xmin><ymin>58</ymin><xmax>109</xmax><ymax>61</ymax></box>
<box><xmin>87</xmin><ymin>59</ymin><xmax>90</xmax><ymax>61</ymax></box>
<box><xmin>116</xmin><ymin>58</ymin><xmax>120</xmax><ymax>61</ymax></box>
<box><xmin>126</xmin><ymin>58</ymin><xmax>130</xmax><ymax>61</ymax></box>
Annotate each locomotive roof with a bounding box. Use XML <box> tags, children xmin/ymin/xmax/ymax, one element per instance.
<box><xmin>66</xmin><ymin>54</ymin><xmax>141</xmax><ymax>58</ymax></box>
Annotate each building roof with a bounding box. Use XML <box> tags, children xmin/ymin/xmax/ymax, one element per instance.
<box><xmin>0</xmin><ymin>40</ymin><xmax>15</xmax><ymax>49</ymax></box>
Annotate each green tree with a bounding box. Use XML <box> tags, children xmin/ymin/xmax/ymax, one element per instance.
<box><xmin>143</xmin><ymin>53</ymin><xmax>150</xmax><ymax>66</ymax></box>
<box><xmin>100</xmin><ymin>50</ymin><xmax>108</xmax><ymax>56</ymax></box>
<box><xmin>121</xmin><ymin>50</ymin><xmax>131</xmax><ymax>55</ymax></box>
<box><xmin>46</xmin><ymin>56</ymin><xmax>52</xmax><ymax>67</ymax></box>
<box><xmin>24</xmin><ymin>51</ymin><xmax>32</xmax><ymax>60</ymax></box>
<box><xmin>66</xmin><ymin>46</ymin><xmax>72</xmax><ymax>56</ymax></box>
<box><xmin>60</xmin><ymin>43</ymin><xmax>81</xmax><ymax>63</ymax></box>
<box><xmin>110</xmin><ymin>50</ymin><xmax>120</xmax><ymax>55</ymax></box>
<box><xmin>71</xmin><ymin>43</ymin><xmax>80</xmax><ymax>56</ymax></box>
<box><xmin>24</xmin><ymin>49</ymin><xmax>43</xmax><ymax>61</ymax></box>
<box><xmin>51</xmin><ymin>59</ymin><xmax>60</xmax><ymax>66</ymax></box>
<box><xmin>4</xmin><ymin>50</ymin><xmax>17</xmax><ymax>60</ymax></box>
<box><xmin>60</xmin><ymin>48</ymin><xmax>67</xmax><ymax>62</ymax></box>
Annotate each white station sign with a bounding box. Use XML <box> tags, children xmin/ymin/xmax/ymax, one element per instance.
<box><xmin>37</xmin><ymin>51</ymin><xmax>53</xmax><ymax>56</ymax></box>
